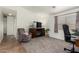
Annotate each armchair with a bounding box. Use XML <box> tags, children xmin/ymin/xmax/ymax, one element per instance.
<box><xmin>17</xmin><ymin>28</ymin><xmax>31</xmax><ymax>43</ymax></box>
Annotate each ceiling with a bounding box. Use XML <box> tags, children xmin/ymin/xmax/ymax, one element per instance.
<box><xmin>0</xmin><ymin>7</ymin><xmax>16</xmax><ymax>16</ymax></box>
<box><xmin>23</xmin><ymin>6</ymin><xmax>79</xmax><ymax>14</ymax></box>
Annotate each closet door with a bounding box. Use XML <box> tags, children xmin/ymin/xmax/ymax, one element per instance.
<box><xmin>7</xmin><ymin>16</ymin><xmax>15</xmax><ymax>36</ymax></box>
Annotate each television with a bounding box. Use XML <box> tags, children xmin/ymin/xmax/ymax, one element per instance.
<box><xmin>36</xmin><ymin>22</ymin><xmax>42</xmax><ymax>28</ymax></box>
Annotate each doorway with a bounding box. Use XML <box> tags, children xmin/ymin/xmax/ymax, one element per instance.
<box><xmin>3</xmin><ymin>14</ymin><xmax>16</xmax><ymax>40</ymax></box>
<box><xmin>3</xmin><ymin>15</ymin><xmax>7</xmax><ymax>39</ymax></box>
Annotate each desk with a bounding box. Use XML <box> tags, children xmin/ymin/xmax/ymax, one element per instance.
<box><xmin>71</xmin><ymin>31</ymin><xmax>79</xmax><ymax>48</ymax></box>
<box><xmin>71</xmin><ymin>31</ymin><xmax>79</xmax><ymax>47</ymax></box>
<box><xmin>75</xmin><ymin>39</ymin><xmax>79</xmax><ymax>47</ymax></box>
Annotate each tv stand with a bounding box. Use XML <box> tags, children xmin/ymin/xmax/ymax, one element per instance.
<box><xmin>29</xmin><ymin>28</ymin><xmax>45</xmax><ymax>38</ymax></box>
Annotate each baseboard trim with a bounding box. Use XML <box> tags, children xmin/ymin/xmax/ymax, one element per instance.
<box><xmin>49</xmin><ymin>36</ymin><xmax>64</xmax><ymax>41</ymax></box>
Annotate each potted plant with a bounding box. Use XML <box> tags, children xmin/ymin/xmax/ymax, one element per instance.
<box><xmin>45</xmin><ymin>28</ymin><xmax>50</xmax><ymax>37</ymax></box>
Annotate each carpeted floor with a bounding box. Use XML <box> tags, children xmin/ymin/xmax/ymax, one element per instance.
<box><xmin>22</xmin><ymin>37</ymin><xmax>69</xmax><ymax>53</ymax></box>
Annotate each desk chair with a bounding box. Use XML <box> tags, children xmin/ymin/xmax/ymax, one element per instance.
<box><xmin>63</xmin><ymin>24</ymin><xmax>78</xmax><ymax>53</ymax></box>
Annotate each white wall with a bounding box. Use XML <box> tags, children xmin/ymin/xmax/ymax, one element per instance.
<box><xmin>34</xmin><ymin>13</ymin><xmax>49</xmax><ymax>28</ymax></box>
<box><xmin>2</xmin><ymin>6</ymin><xmax>49</xmax><ymax>30</ymax></box>
<box><xmin>47</xmin><ymin>15</ymin><xmax>64</xmax><ymax>40</ymax></box>
<box><xmin>0</xmin><ymin>11</ymin><xmax>3</xmax><ymax>42</ymax></box>
<box><xmin>0</xmin><ymin>6</ymin><xmax>49</xmax><ymax>42</ymax></box>
<box><xmin>2</xmin><ymin>6</ymin><xmax>36</xmax><ymax>31</ymax></box>
<box><xmin>48</xmin><ymin>7</ymin><xmax>79</xmax><ymax>40</ymax></box>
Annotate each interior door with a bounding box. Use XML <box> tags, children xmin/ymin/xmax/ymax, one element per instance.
<box><xmin>7</xmin><ymin>16</ymin><xmax>15</xmax><ymax>36</ymax></box>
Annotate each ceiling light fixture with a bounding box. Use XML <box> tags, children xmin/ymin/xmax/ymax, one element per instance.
<box><xmin>8</xmin><ymin>13</ymin><xmax>12</xmax><ymax>16</ymax></box>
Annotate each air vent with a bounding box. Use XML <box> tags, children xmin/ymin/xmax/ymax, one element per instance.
<box><xmin>52</xmin><ymin>6</ymin><xmax>56</xmax><ymax>8</ymax></box>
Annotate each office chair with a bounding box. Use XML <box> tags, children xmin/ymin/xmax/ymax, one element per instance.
<box><xmin>63</xmin><ymin>24</ymin><xmax>78</xmax><ymax>53</ymax></box>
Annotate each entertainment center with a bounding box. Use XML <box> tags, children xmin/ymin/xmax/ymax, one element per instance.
<box><xmin>29</xmin><ymin>28</ymin><xmax>45</xmax><ymax>38</ymax></box>
<box><xmin>29</xmin><ymin>21</ymin><xmax>45</xmax><ymax>38</ymax></box>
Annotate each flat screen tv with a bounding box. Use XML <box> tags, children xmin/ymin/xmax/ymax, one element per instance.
<box><xmin>36</xmin><ymin>22</ymin><xmax>42</xmax><ymax>28</ymax></box>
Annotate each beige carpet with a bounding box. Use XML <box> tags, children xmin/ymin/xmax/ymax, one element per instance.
<box><xmin>22</xmin><ymin>37</ymin><xmax>69</xmax><ymax>53</ymax></box>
